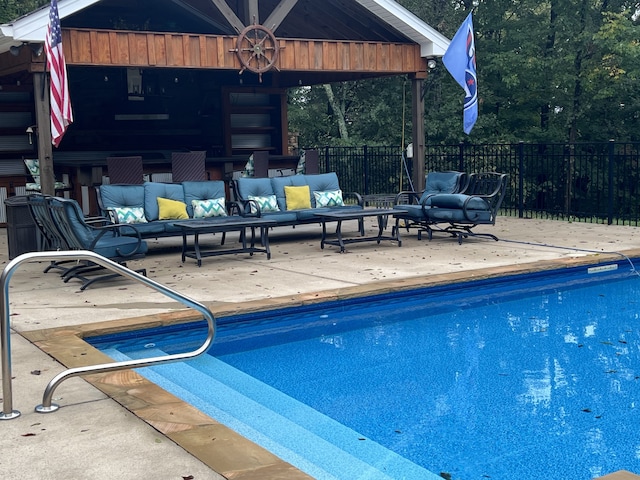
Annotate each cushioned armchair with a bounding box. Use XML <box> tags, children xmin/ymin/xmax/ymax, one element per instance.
<box><xmin>46</xmin><ymin>196</ymin><xmax>148</xmax><ymax>290</ymax></box>
<box><xmin>423</xmin><ymin>172</ymin><xmax>509</xmax><ymax>244</ymax></box>
<box><xmin>392</xmin><ymin>171</ymin><xmax>467</xmax><ymax>239</ymax></box>
<box><xmin>24</xmin><ymin>159</ymin><xmax>71</xmax><ymax>192</ymax></box>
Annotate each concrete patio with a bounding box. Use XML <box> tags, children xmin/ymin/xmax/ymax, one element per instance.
<box><xmin>2</xmin><ymin>216</ymin><xmax>640</xmax><ymax>479</ymax></box>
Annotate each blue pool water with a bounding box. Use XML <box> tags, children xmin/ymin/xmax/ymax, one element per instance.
<box><xmin>90</xmin><ymin>261</ymin><xmax>640</xmax><ymax>480</ymax></box>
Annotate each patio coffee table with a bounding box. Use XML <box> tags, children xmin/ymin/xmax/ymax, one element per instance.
<box><xmin>314</xmin><ymin>208</ymin><xmax>402</xmax><ymax>253</ymax></box>
<box><xmin>173</xmin><ymin>217</ymin><xmax>276</xmax><ymax>266</ymax></box>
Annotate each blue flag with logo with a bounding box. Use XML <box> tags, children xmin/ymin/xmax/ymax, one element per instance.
<box><xmin>442</xmin><ymin>12</ymin><xmax>477</xmax><ymax>135</ymax></box>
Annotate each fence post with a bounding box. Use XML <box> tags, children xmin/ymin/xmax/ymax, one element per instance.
<box><xmin>324</xmin><ymin>146</ymin><xmax>330</xmax><ymax>173</ymax></box>
<box><xmin>458</xmin><ymin>142</ymin><xmax>465</xmax><ymax>172</ymax></box>
<box><xmin>608</xmin><ymin>139</ymin><xmax>615</xmax><ymax>225</ymax></box>
<box><xmin>363</xmin><ymin>145</ymin><xmax>369</xmax><ymax>195</ymax></box>
<box><xmin>518</xmin><ymin>141</ymin><xmax>524</xmax><ymax>218</ymax></box>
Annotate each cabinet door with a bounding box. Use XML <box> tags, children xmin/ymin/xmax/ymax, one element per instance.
<box><xmin>223</xmin><ymin>89</ymin><xmax>287</xmax><ymax>156</ymax></box>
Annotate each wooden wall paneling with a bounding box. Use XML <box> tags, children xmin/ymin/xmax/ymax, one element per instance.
<box><xmin>292</xmin><ymin>40</ymin><xmax>307</xmax><ymax>70</ymax></box>
<box><xmin>115</xmin><ymin>33</ymin><xmax>131</xmax><ymax>64</ymax></box>
<box><xmin>107</xmin><ymin>32</ymin><xmax>119</xmax><ymax>64</ymax></box>
<box><xmin>68</xmin><ymin>30</ymin><xmax>91</xmax><ymax>63</ymax></box>
<box><xmin>350</xmin><ymin>42</ymin><xmax>363</xmax><ymax>70</ymax></box>
<box><xmin>129</xmin><ymin>33</ymin><xmax>149</xmax><ymax>65</ymax></box>
<box><xmin>402</xmin><ymin>46</ymin><xmax>413</xmax><ymax>71</ymax></box>
<box><xmin>323</xmin><ymin>42</ymin><xmax>337</xmax><ymax>70</ymax></box>
<box><xmin>166</xmin><ymin>34</ymin><xmax>183</xmax><ymax>66</ymax></box>
<box><xmin>338</xmin><ymin>43</ymin><xmax>350</xmax><ymax>70</ymax></box>
<box><xmin>153</xmin><ymin>35</ymin><xmax>167</xmax><ymax>66</ymax></box>
<box><xmin>92</xmin><ymin>31</ymin><xmax>111</xmax><ymax>64</ymax></box>
<box><xmin>313</xmin><ymin>42</ymin><xmax>323</xmax><ymax>69</ymax></box>
<box><xmin>389</xmin><ymin>44</ymin><xmax>402</xmax><ymax>71</ymax></box>
<box><xmin>147</xmin><ymin>33</ymin><xmax>157</xmax><ymax>65</ymax></box>
<box><xmin>183</xmin><ymin>35</ymin><xmax>200</xmax><ymax>67</ymax></box>
<box><xmin>378</xmin><ymin>43</ymin><xmax>389</xmax><ymax>71</ymax></box>
<box><xmin>225</xmin><ymin>37</ymin><xmax>240</xmax><ymax>70</ymax></box>
<box><xmin>62</xmin><ymin>29</ymin><xmax>423</xmax><ymax>74</ymax></box>
<box><xmin>199</xmin><ymin>36</ymin><xmax>207</xmax><ymax>67</ymax></box>
<box><xmin>364</xmin><ymin>42</ymin><xmax>376</xmax><ymax>71</ymax></box>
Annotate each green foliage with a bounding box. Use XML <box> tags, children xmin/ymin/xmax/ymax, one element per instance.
<box><xmin>0</xmin><ymin>0</ymin><xmax>48</xmax><ymax>23</ymax></box>
<box><xmin>289</xmin><ymin>0</ymin><xmax>640</xmax><ymax>146</ymax></box>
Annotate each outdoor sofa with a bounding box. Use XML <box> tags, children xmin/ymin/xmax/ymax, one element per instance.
<box><xmin>232</xmin><ymin>172</ymin><xmax>364</xmax><ymax>229</ymax></box>
<box><xmin>97</xmin><ymin>180</ymin><xmax>232</xmax><ymax>238</ymax></box>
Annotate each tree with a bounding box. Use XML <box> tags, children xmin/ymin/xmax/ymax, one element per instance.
<box><xmin>0</xmin><ymin>0</ymin><xmax>48</xmax><ymax>23</ymax></box>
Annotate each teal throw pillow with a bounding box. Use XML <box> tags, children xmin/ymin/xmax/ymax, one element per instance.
<box><xmin>192</xmin><ymin>198</ymin><xmax>227</xmax><ymax>218</ymax></box>
<box><xmin>112</xmin><ymin>207</ymin><xmax>147</xmax><ymax>224</ymax></box>
<box><xmin>248</xmin><ymin>194</ymin><xmax>280</xmax><ymax>213</ymax></box>
<box><xmin>314</xmin><ymin>189</ymin><xmax>344</xmax><ymax>207</ymax></box>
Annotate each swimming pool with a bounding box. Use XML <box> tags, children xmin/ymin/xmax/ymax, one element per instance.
<box><xmin>90</xmin><ymin>260</ymin><xmax>640</xmax><ymax>479</ymax></box>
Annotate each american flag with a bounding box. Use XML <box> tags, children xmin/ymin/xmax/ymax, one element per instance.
<box><xmin>45</xmin><ymin>0</ymin><xmax>73</xmax><ymax>146</ymax></box>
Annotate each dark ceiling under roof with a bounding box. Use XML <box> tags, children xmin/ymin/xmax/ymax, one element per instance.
<box><xmin>64</xmin><ymin>0</ymin><xmax>410</xmax><ymax>42</ymax></box>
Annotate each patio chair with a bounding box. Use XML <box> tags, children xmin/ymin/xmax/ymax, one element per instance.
<box><xmin>171</xmin><ymin>151</ymin><xmax>207</xmax><ymax>182</ymax></box>
<box><xmin>24</xmin><ymin>158</ymin><xmax>71</xmax><ymax>192</ymax></box>
<box><xmin>106</xmin><ymin>156</ymin><xmax>144</xmax><ymax>184</ymax></box>
<box><xmin>423</xmin><ymin>172</ymin><xmax>509</xmax><ymax>244</ymax></box>
<box><xmin>26</xmin><ymin>194</ymin><xmax>75</xmax><ymax>274</ymax></box>
<box><xmin>392</xmin><ymin>171</ymin><xmax>468</xmax><ymax>239</ymax></box>
<box><xmin>45</xmin><ymin>196</ymin><xmax>148</xmax><ymax>290</ymax></box>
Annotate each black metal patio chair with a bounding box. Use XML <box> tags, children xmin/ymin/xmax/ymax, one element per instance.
<box><xmin>422</xmin><ymin>172</ymin><xmax>509</xmax><ymax>244</ymax></box>
<box><xmin>45</xmin><ymin>196</ymin><xmax>148</xmax><ymax>290</ymax></box>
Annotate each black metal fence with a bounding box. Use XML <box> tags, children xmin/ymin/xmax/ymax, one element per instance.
<box><xmin>317</xmin><ymin>141</ymin><xmax>640</xmax><ymax>226</ymax></box>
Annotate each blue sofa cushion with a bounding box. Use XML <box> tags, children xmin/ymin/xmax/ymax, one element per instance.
<box><xmin>426</xmin><ymin>208</ymin><xmax>493</xmax><ymax>224</ymax></box>
<box><xmin>425</xmin><ymin>194</ymin><xmax>489</xmax><ymax>210</ymax></box>
<box><xmin>271</xmin><ymin>175</ymin><xmax>307</xmax><ymax>211</ymax></box>
<box><xmin>258</xmin><ymin>211</ymin><xmax>298</xmax><ymax>223</ymax></box>
<box><xmin>236</xmin><ymin>177</ymin><xmax>274</xmax><ymax>199</ymax></box>
<box><xmin>393</xmin><ymin>204</ymin><xmax>425</xmax><ymax>220</ymax></box>
<box><xmin>144</xmin><ymin>182</ymin><xmax>186</xmax><ymax>221</ymax></box>
<box><xmin>94</xmin><ymin>234</ymin><xmax>149</xmax><ymax>258</ymax></box>
<box><xmin>121</xmin><ymin>221</ymin><xmax>166</xmax><ymax>236</ymax></box>
<box><xmin>182</xmin><ymin>181</ymin><xmax>226</xmax><ymax>217</ymax></box>
<box><xmin>305</xmin><ymin>173</ymin><xmax>341</xmax><ymax>207</ymax></box>
<box><xmin>420</xmin><ymin>172</ymin><xmax>464</xmax><ymax>202</ymax></box>
<box><xmin>100</xmin><ymin>185</ymin><xmax>145</xmax><ymax>209</ymax></box>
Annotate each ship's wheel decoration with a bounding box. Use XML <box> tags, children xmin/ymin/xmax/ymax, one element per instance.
<box><xmin>232</xmin><ymin>24</ymin><xmax>281</xmax><ymax>82</ymax></box>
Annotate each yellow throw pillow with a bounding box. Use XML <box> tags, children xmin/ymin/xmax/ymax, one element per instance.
<box><xmin>284</xmin><ymin>185</ymin><xmax>311</xmax><ymax>210</ymax></box>
<box><xmin>157</xmin><ymin>197</ymin><xmax>189</xmax><ymax>220</ymax></box>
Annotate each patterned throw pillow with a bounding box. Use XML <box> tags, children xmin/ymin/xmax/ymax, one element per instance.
<box><xmin>314</xmin><ymin>189</ymin><xmax>344</xmax><ymax>207</ymax></box>
<box><xmin>192</xmin><ymin>198</ymin><xmax>227</xmax><ymax>218</ymax></box>
<box><xmin>112</xmin><ymin>207</ymin><xmax>147</xmax><ymax>224</ymax></box>
<box><xmin>248</xmin><ymin>195</ymin><xmax>280</xmax><ymax>214</ymax></box>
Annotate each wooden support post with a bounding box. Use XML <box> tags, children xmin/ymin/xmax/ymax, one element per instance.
<box><xmin>253</xmin><ymin>151</ymin><xmax>269</xmax><ymax>178</ymax></box>
<box><xmin>33</xmin><ymin>72</ymin><xmax>55</xmax><ymax>196</ymax></box>
<box><xmin>304</xmin><ymin>149</ymin><xmax>319</xmax><ymax>174</ymax></box>
<box><xmin>411</xmin><ymin>77</ymin><xmax>425</xmax><ymax>193</ymax></box>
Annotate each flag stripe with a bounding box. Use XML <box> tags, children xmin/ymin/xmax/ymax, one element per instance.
<box><xmin>45</xmin><ymin>0</ymin><xmax>73</xmax><ymax>147</ymax></box>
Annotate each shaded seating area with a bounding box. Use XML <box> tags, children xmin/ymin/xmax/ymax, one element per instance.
<box><xmin>26</xmin><ymin>194</ymin><xmax>148</xmax><ymax>290</ymax></box>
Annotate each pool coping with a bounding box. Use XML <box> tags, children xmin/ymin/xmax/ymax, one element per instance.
<box><xmin>20</xmin><ymin>250</ymin><xmax>640</xmax><ymax>479</ymax></box>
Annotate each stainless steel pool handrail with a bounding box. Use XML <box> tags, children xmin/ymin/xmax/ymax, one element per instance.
<box><xmin>1</xmin><ymin>250</ymin><xmax>216</xmax><ymax>420</ymax></box>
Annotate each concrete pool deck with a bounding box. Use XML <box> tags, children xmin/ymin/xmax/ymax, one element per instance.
<box><xmin>2</xmin><ymin>216</ymin><xmax>640</xmax><ymax>480</ymax></box>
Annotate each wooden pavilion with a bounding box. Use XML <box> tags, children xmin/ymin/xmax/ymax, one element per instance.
<box><xmin>0</xmin><ymin>0</ymin><xmax>449</xmax><ymax>216</ymax></box>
